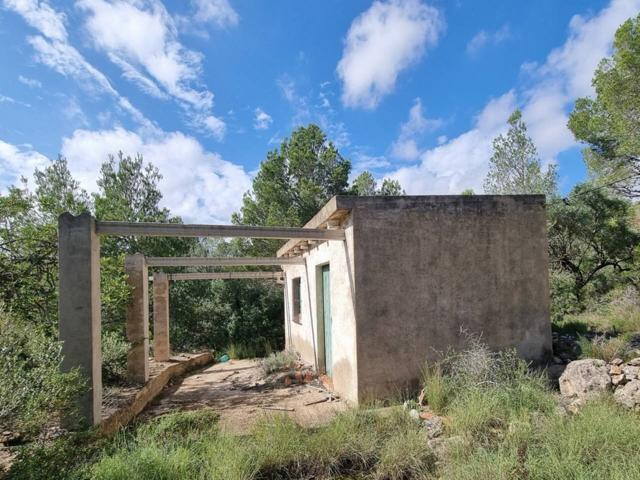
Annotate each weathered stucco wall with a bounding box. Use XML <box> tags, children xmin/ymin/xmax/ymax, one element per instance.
<box><xmin>351</xmin><ymin>195</ymin><xmax>552</xmax><ymax>400</ymax></box>
<box><xmin>283</xmin><ymin>219</ymin><xmax>358</xmax><ymax>402</ymax></box>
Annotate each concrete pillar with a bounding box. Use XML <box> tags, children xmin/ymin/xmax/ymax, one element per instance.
<box><xmin>58</xmin><ymin>213</ymin><xmax>102</xmax><ymax>426</ymax></box>
<box><xmin>153</xmin><ymin>272</ymin><xmax>170</xmax><ymax>362</ymax></box>
<box><xmin>125</xmin><ymin>253</ymin><xmax>149</xmax><ymax>383</ymax></box>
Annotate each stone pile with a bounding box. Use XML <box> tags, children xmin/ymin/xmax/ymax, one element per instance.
<box><xmin>559</xmin><ymin>357</ymin><xmax>640</xmax><ymax>411</ymax></box>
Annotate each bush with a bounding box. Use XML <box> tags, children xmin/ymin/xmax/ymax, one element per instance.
<box><xmin>101</xmin><ymin>330</ymin><xmax>129</xmax><ymax>384</ymax></box>
<box><xmin>260</xmin><ymin>349</ymin><xmax>299</xmax><ymax>374</ymax></box>
<box><xmin>0</xmin><ymin>310</ymin><xmax>84</xmax><ymax>436</ymax></box>
<box><xmin>7</xmin><ymin>431</ymin><xmax>103</xmax><ymax>480</ymax></box>
<box><xmin>567</xmin><ymin>285</ymin><xmax>640</xmax><ymax>335</ymax></box>
<box><xmin>578</xmin><ymin>334</ymin><xmax>633</xmax><ymax>362</ymax></box>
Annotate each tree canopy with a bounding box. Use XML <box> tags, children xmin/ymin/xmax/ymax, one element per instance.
<box><xmin>568</xmin><ymin>14</ymin><xmax>640</xmax><ymax>197</ymax></box>
<box><xmin>547</xmin><ymin>184</ymin><xmax>638</xmax><ymax>301</ymax></box>
<box><xmin>484</xmin><ymin>109</ymin><xmax>557</xmax><ymax>196</ymax></box>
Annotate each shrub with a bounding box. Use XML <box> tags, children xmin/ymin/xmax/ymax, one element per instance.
<box><xmin>421</xmin><ymin>333</ymin><xmax>556</xmax><ymax>438</ymax></box>
<box><xmin>7</xmin><ymin>431</ymin><xmax>103</xmax><ymax>480</ymax></box>
<box><xmin>260</xmin><ymin>349</ymin><xmax>299</xmax><ymax>374</ymax></box>
<box><xmin>101</xmin><ymin>330</ymin><xmax>129</xmax><ymax>384</ymax></box>
<box><xmin>578</xmin><ymin>334</ymin><xmax>633</xmax><ymax>362</ymax></box>
<box><xmin>0</xmin><ymin>310</ymin><xmax>84</xmax><ymax>436</ymax></box>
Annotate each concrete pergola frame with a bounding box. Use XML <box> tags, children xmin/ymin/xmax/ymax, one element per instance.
<box><xmin>58</xmin><ymin>213</ymin><xmax>344</xmax><ymax>426</ymax></box>
<box><xmin>149</xmin><ymin>269</ymin><xmax>287</xmax><ymax>365</ymax></box>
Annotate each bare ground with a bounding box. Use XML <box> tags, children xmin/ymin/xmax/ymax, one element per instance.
<box><xmin>142</xmin><ymin>358</ymin><xmax>347</xmax><ymax>433</ymax></box>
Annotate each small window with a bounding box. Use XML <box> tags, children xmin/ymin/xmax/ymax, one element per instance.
<box><xmin>292</xmin><ymin>277</ymin><xmax>301</xmax><ymax>323</ymax></box>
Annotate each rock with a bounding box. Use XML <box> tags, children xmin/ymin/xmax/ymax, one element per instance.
<box><xmin>610</xmin><ymin>365</ymin><xmax>623</xmax><ymax>376</ymax></box>
<box><xmin>428</xmin><ymin>435</ymin><xmax>464</xmax><ymax>459</ymax></box>
<box><xmin>611</xmin><ymin>358</ymin><xmax>624</xmax><ymax>366</ymax></box>
<box><xmin>611</xmin><ymin>374</ymin><xmax>626</xmax><ymax>387</ymax></box>
<box><xmin>559</xmin><ymin>359</ymin><xmax>611</xmax><ymax>401</ymax></box>
<box><xmin>419</xmin><ymin>410</ymin><xmax>436</xmax><ymax>421</ymax></box>
<box><xmin>614</xmin><ymin>380</ymin><xmax>640</xmax><ymax>409</ymax></box>
<box><xmin>409</xmin><ymin>409</ymin><xmax>421</xmax><ymax>423</ymax></box>
<box><xmin>303</xmin><ymin>371</ymin><xmax>314</xmax><ymax>383</ymax></box>
<box><xmin>283</xmin><ymin>376</ymin><xmax>292</xmax><ymax>387</ymax></box>
<box><xmin>293</xmin><ymin>371</ymin><xmax>303</xmax><ymax>383</ymax></box>
<box><xmin>422</xmin><ymin>415</ymin><xmax>444</xmax><ymax>438</ymax></box>
<box><xmin>622</xmin><ymin>365</ymin><xmax>640</xmax><ymax>380</ymax></box>
<box><xmin>627</xmin><ymin>357</ymin><xmax>640</xmax><ymax>366</ymax></box>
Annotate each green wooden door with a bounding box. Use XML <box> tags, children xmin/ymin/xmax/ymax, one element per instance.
<box><xmin>322</xmin><ymin>264</ymin><xmax>332</xmax><ymax>376</ymax></box>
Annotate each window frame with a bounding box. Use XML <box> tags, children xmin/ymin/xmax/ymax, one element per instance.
<box><xmin>292</xmin><ymin>277</ymin><xmax>302</xmax><ymax>324</ymax></box>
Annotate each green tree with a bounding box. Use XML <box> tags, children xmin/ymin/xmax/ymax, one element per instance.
<box><xmin>568</xmin><ymin>14</ymin><xmax>640</xmax><ymax>197</ymax></box>
<box><xmin>483</xmin><ymin>110</ymin><xmax>557</xmax><ymax>196</ymax></box>
<box><xmin>351</xmin><ymin>171</ymin><xmax>405</xmax><ymax>196</ymax></box>
<box><xmin>548</xmin><ymin>184</ymin><xmax>639</xmax><ymax>302</ymax></box>
<box><xmin>94</xmin><ymin>152</ymin><xmax>193</xmax><ymax>258</ymax></box>
<box><xmin>233</xmin><ymin>124</ymin><xmax>351</xmax><ymax>256</ymax></box>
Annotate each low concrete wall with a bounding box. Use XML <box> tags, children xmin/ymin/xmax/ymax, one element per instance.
<box><xmin>352</xmin><ymin>196</ymin><xmax>552</xmax><ymax>400</ymax></box>
<box><xmin>100</xmin><ymin>352</ymin><xmax>213</xmax><ymax>435</ymax></box>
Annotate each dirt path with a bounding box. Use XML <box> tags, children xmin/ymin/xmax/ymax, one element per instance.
<box><xmin>143</xmin><ymin>359</ymin><xmax>347</xmax><ymax>433</ymax></box>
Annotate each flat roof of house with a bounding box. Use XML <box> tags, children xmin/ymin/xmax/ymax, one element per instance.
<box><xmin>276</xmin><ymin>194</ymin><xmax>545</xmax><ymax>257</ymax></box>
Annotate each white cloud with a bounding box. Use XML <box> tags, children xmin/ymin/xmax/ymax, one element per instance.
<box><xmin>18</xmin><ymin>75</ymin><xmax>42</xmax><ymax>88</ymax></box>
<box><xmin>253</xmin><ymin>108</ymin><xmax>273</xmax><ymax>130</ymax></box>
<box><xmin>198</xmin><ymin>114</ymin><xmax>227</xmax><ymax>141</ymax></box>
<box><xmin>277</xmin><ymin>75</ymin><xmax>350</xmax><ymax>148</ymax></box>
<box><xmin>4</xmin><ymin>0</ymin><xmax>153</xmax><ymax>129</ymax></box>
<box><xmin>0</xmin><ymin>93</ymin><xmax>30</xmax><ymax>107</ymax></box>
<box><xmin>3</xmin><ymin>0</ymin><xmax>67</xmax><ymax>41</ymax></box>
<box><xmin>387</xmin><ymin>0</ymin><xmax>640</xmax><ymax>195</ymax></box>
<box><xmin>0</xmin><ymin>140</ymin><xmax>49</xmax><ymax>187</ymax></box>
<box><xmin>60</xmin><ymin>128</ymin><xmax>251</xmax><ymax>223</ymax></box>
<box><xmin>390</xmin><ymin>91</ymin><xmax>516</xmax><ymax>194</ymax></box>
<box><xmin>352</xmin><ymin>152</ymin><xmax>390</xmax><ymax>175</ymax></box>
<box><xmin>466</xmin><ymin>24</ymin><xmax>510</xmax><ymax>55</ymax></box>
<box><xmin>337</xmin><ymin>0</ymin><xmax>444</xmax><ymax>109</ymax></box>
<box><xmin>191</xmin><ymin>0</ymin><xmax>238</xmax><ymax>27</ymax></box>
<box><xmin>391</xmin><ymin>97</ymin><xmax>442</xmax><ymax>160</ymax></box>
<box><xmin>77</xmin><ymin>0</ymin><xmax>226</xmax><ymax>138</ymax></box>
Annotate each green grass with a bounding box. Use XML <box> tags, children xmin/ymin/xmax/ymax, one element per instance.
<box><xmin>9</xmin><ymin>336</ymin><xmax>640</xmax><ymax>480</ymax></box>
<box><xmin>555</xmin><ymin>286</ymin><xmax>640</xmax><ymax>336</ymax></box>
<box><xmin>84</xmin><ymin>408</ymin><xmax>436</xmax><ymax>480</ymax></box>
<box><xmin>577</xmin><ymin>334</ymin><xmax>634</xmax><ymax>362</ymax></box>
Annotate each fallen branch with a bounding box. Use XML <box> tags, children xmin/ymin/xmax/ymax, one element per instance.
<box><xmin>260</xmin><ymin>405</ymin><xmax>295</xmax><ymax>412</ymax></box>
<box><xmin>304</xmin><ymin>397</ymin><xmax>330</xmax><ymax>406</ymax></box>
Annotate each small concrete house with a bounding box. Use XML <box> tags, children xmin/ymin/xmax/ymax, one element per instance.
<box><xmin>277</xmin><ymin>195</ymin><xmax>552</xmax><ymax>403</ymax></box>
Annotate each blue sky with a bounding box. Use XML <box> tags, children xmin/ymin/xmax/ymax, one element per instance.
<box><xmin>0</xmin><ymin>0</ymin><xmax>638</xmax><ymax>223</ymax></box>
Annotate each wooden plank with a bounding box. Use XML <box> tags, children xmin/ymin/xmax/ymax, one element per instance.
<box><xmin>146</xmin><ymin>256</ymin><xmax>304</xmax><ymax>267</ymax></box>
<box><xmin>95</xmin><ymin>221</ymin><xmax>345</xmax><ymax>240</ymax></box>
<box><xmin>168</xmin><ymin>271</ymin><xmax>283</xmax><ymax>281</ymax></box>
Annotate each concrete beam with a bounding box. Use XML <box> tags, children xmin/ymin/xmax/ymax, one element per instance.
<box><xmin>146</xmin><ymin>256</ymin><xmax>304</xmax><ymax>267</ymax></box>
<box><xmin>95</xmin><ymin>221</ymin><xmax>345</xmax><ymax>240</ymax></box>
<box><xmin>58</xmin><ymin>213</ymin><xmax>102</xmax><ymax>426</ymax></box>
<box><xmin>152</xmin><ymin>272</ymin><xmax>170</xmax><ymax>362</ymax></box>
<box><xmin>168</xmin><ymin>271</ymin><xmax>283</xmax><ymax>281</ymax></box>
<box><xmin>125</xmin><ymin>253</ymin><xmax>149</xmax><ymax>383</ymax></box>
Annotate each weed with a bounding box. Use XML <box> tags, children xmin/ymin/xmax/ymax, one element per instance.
<box><xmin>260</xmin><ymin>349</ymin><xmax>299</xmax><ymax>374</ymax></box>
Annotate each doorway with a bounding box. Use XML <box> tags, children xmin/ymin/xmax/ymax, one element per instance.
<box><xmin>320</xmin><ymin>264</ymin><xmax>332</xmax><ymax>376</ymax></box>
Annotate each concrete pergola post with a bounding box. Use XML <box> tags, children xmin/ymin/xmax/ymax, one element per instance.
<box><xmin>58</xmin><ymin>213</ymin><xmax>102</xmax><ymax>426</ymax></box>
<box><xmin>125</xmin><ymin>253</ymin><xmax>149</xmax><ymax>383</ymax></box>
<box><xmin>153</xmin><ymin>272</ymin><xmax>170</xmax><ymax>362</ymax></box>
